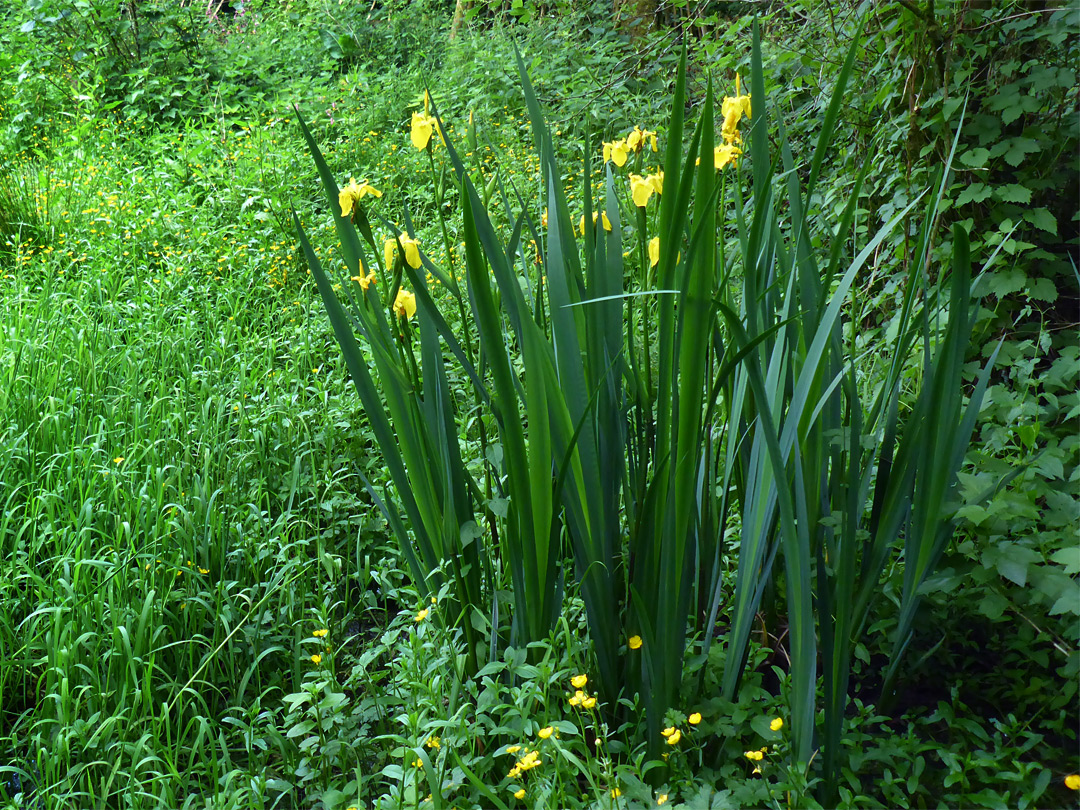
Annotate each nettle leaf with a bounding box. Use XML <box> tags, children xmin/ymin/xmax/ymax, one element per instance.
<box><xmin>994</xmin><ymin>184</ymin><xmax>1032</xmax><ymax>204</ymax></box>
<box><xmin>1024</xmin><ymin>207</ymin><xmax>1058</xmax><ymax>234</ymax></box>
<box><xmin>957</xmin><ymin>182</ymin><xmax>992</xmax><ymax>206</ymax></box>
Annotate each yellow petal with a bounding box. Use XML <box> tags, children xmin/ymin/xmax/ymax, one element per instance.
<box><xmin>385</xmin><ymin>238</ymin><xmax>397</xmax><ymax>269</ymax></box>
<box><xmin>628</xmin><ymin>634</ymin><xmax>643</xmax><ymax>649</ymax></box>
<box><xmin>611</xmin><ymin>140</ymin><xmax>628</xmax><ymax>167</ymax></box>
<box><xmin>411</xmin><ymin>111</ymin><xmax>433</xmax><ymax>150</ymax></box>
<box><xmin>630</xmin><ymin>174</ymin><xmax>653</xmax><ymax>207</ymax></box>
<box><xmin>649</xmin><ymin>236</ymin><xmax>660</xmax><ymax>268</ymax></box>
<box><xmin>401</xmin><ymin>235</ymin><xmax>422</xmax><ymax>269</ymax></box>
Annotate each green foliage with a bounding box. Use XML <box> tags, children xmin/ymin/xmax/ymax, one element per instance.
<box><xmin>0</xmin><ymin>1</ymin><xmax>1076</xmax><ymax>807</ymax></box>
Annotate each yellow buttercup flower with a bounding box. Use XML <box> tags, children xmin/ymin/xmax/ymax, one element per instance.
<box><xmin>630</xmin><ymin>171</ymin><xmax>664</xmax><ymax>207</ymax></box>
<box><xmin>513</xmin><ymin>788</ymin><xmax>526</xmax><ymax>799</ymax></box>
<box><xmin>744</xmin><ymin>748</ymin><xmax>765</xmax><ymax>761</ymax></box>
<box><xmin>538</xmin><ymin>726</ymin><xmax>554</xmax><ymax>739</ymax></box>
<box><xmin>338</xmin><ymin>177</ymin><xmax>382</xmax><ymax>218</ymax></box>
<box><xmin>628</xmin><ymin>635</ymin><xmax>643</xmax><ymax>650</ymax></box>
<box><xmin>582</xmin><ymin>696</ymin><xmax>596</xmax><ymax>709</ymax></box>
<box><xmin>414</xmin><ymin>606</ymin><xmax>428</xmax><ymax>621</ymax></box>
<box><xmin>610</xmin><ymin>787</ymin><xmax>622</xmax><ymax>798</ymax></box>
<box><xmin>1066</xmin><ymin>774</ymin><xmax>1080</xmax><ymax>790</ymax></box>
<box><xmin>412</xmin><ymin>757</ymin><xmax>423</xmax><ymax>768</ymax></box>
<box><xmin>688</xmin><ymin>712</ymin><xmax>702</xmax><ymax>725</ymax></box>
<box><xmin>665</xmin><ymin>729</ymin><xmax>681</xmax><ymax>745</ymax></box>
<box><xmin>310</xmin><ymin>654</ymin><xmax>322</xmax><ymax>665</ymax></box>
<box><xmin>571</xmin><ymin>674</ymin><xmax>588</xmax><ymax>689</ymax></box>
<box><xmin>657</xmin><ymin>794</ymin><xmax>669</xmax><ymax>805</ymax></box>
<box><xmin>603</xmin><ymin>138</ymin><xmax>629</xmax><ymax>167</ymax></box>
<box><xmin>770</xmin><ymin>717</ymin><xmax>783</xmax><ymax>731</ymax></box>
<box><xmin>411</xmin><ymin>111</ymin><xmax>439</xmax><ymax>150</ymax></box>
<box><xmin>198</xmin><ymin>567</ymin><xmax>210</xmax><ymax>574</ymax></box>
<box><xmin>113</xmin><ymin>456</ymin><xmax>124</xmax><ymax>464</ymax></box>
<box><xmin>313</xmin><ymin>628</ymin><xmax>329</xmax><ymax>638</ymax></box>
<box><xmin>426</xmin><ymin>735</ymin><xmax>441</xmax><ymax>749</ymax></box>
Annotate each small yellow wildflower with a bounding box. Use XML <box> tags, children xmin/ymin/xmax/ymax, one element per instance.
<box><xmin>688</xmin><ymin>712</ymin><xmax>702</xmax><ymax>725</ymax></box>
<box><xmin>657</xmin><ymin>794</ymin><xmax>669</xmax><ymax>805</ymax></box>
<box><xmin>412</xmin><ymin>757</ymin><xmax>423</xmax><ymax>768</ymax></box>
<box><xmin>394</xmin><ymin>289</ymin><xmax>417</xmax><ymax>320</ymax></box>
<box><xmin>414</xmin><ymin>607</ymin><xmax>428</xmax><ymax>622</ymax></box>
<box><xmin>513</xmin><ymin>788</ymin><xmax>526</xmax><ymax>799</ymax></box>
<box><xmin>628</xmin><ymin>635</ymin><xmax>643</xmax><ymax>650</ymax></box>
<box><xmin>198</xmin><ymin>567</ymin><xmax>210</xmax><ymax>575</ymax></box>
<box><xmin>313</xmin><ymin>628</ymin><xmax>329</xmax><ymax>638</ymax></box>
<box><xmin>506</xmin><ymin>745</ymin><xmax>522</xmax><ymax>755</ymax></box>
<box><xmin>661</xmin><ymin>726</ymin><xmax>675</xmax><ymax>738</ymax></box>
<box><xmin>571</xmin><ymin>674</ymin><xmax>588</xmax><ymax>689</ymax></box>
<box><xmin>310</xmin><ymin>654</ymin><xmax>322</xmax><ymax>665</ymax></box>
<box><xmin>426</xmin><ymin>735</ymin><xmax>441</xmax><ymax>749</ymax></box>
<box><xmin>770</xmin><ymin>717</ymin><xmax>783</xmax><ymax>731</ymax></box>
<box><xmin>538</xmin><ymin>726</ymin><xmax>554</xmax><ymax>739</ymax></box>
<box><xmin>1067</xmin><ymin>774</ymin><xmax>1080</xmax><ymax>790</ymax></box>
<box><xmin>611</xmin><ymin>787</ymin><xmax>622</xmax><ymax>798</ymax></box>
<box><xmin>666</xmin><ymin>729</ymin><xmax>681</xmax><ymax>745</ymax></box>
<box><xmin>568</xmin><ymin>690</ymin><xmax>584</xmax><ymax>707</ymax></box>
<box><xmin>582</xmin><ymin>695</ymin><xmax>596</xmax><ymax>709</ymax></box>
<box><xmin>744</xmin><ymin>749</ymin><xmax>764</xmax><ymax>761</ymax></box>
<box><xmin>113</xmin><ymin>457</ymin><xmax>124</xmax><ymax>464</ymax></box>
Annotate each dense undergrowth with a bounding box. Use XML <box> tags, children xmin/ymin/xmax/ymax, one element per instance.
<box><xmin>0</xmin><ymin>0</ymin><xmax>1077</xmax><ymax>808</ymax></box>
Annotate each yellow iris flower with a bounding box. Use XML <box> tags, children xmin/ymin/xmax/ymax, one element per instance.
<box><xmin>603</xmin><ymin>138</ymin><xmax>629</xmax><ymax>167</ymax></box>
<box><xmin>649</xmin><ymin>236</ymin><xmax>660</xmax><ymax>268</ymax></box>
<box><xmin>629</xmin><ymin>171</ymin><xmax>664</xmax><ymax>207</ymax></box>
<box><xmin>385</xmin><ymin>233</ymin><xmax>422</xmax><ymax>270</ymax></box>
<box><xmin>578</xmin><ymin>212</ymin><xmax>612</xmax><ymax>235</ymax></box>
<box><xmin>625</xmin><ymin>125</ymin><xmax>658</xmax><ymax>153</ymax></box>
<box><xmin>411</xmin><ymin>111</ymin><xmax>439</xmax><ymax>150</ymax></box>
<box><xmin>339</xmin><ymin>177</ymin><xmax>382</xmax><ymax>218</ymax></box>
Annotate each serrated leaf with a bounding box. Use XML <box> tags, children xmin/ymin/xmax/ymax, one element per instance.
<box><xmin>999</xmin><ymin>137</ymin><xmax>1040</xmax><ymax>167</ymax></box>
<box><xmin>994</xmin><ymin>184</ymin><xmax>1032</xmax><ymax>203</ymax></box>
<box><xmin>1024</xmin><ymin>207</ymin><xmax>1057</xmax><ymax>235</ymax></box>
<box><xmin>989</xmin><ymin>544</ymin><xmax>1043</xmax><ymax>587</ymax></box>
<box><xmin>977</xmin><ymin>591</ymin><xmax>1009</xmax><ymax>620</ymax></box>
<box><xmin>1026</xmin><ymin>277</ymin><xmax>1058</xmax><ymax>303</ymax></box>
<box><xmin>956</xmin><ymin>182</ymin><xmax>992</xmax><ymax>206</ymax></box>
<box><xmin>960</xmin><ymin>147</ymin><xmax>990</xmax><ymax>167</ymax></box>
<box><xmin>1050</xmin><ymin>547</ymin><xmax>1080</xmax><ymax>574</ymax></box>
<box><xmin>1049</xmin><ymin>587</ymin><xmax>1080</xmax><ymax>616</ymax></box>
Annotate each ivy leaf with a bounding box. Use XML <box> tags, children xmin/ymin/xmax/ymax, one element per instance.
<box><xmin>1024</xmin><ymin>207</ymin><xmax>1058</xmax><ymax>235</ymax></box>
<box><xmin>994</xmin><ymin>184</ymin><xmax>1032</xmax><ymax>204</ymax></box>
